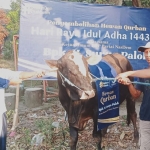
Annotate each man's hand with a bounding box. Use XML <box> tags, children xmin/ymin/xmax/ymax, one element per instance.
<box><xmin>35</xmin><ymin>71</ymin><xmax>46</xmax><ymax>78</ymax></box>
<box><xmin>117</xmin><ymin>77</ymin><xmax>131</xmax><ymax>85</ymax></box>
<box><xmin>116</xmin><ymin>72</ymin><xmax>129</xmax><ymax>80</ymax></box>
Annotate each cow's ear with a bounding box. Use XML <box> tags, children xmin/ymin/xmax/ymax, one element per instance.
<box><xmin>45</xmin><ymin>60</ymin><xmax>58</xmax><ymax>70</ymax></box>
<box><xmin>86</xmin><ymin>55</ymin><xmax>102</xmax><ymax>65</ymax></box>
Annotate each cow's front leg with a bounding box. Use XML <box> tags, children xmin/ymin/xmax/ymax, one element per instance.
<box><xmin>69</xmin><ymin>125</ymin><xmax>78</xmax><ymax>150</ymax></box>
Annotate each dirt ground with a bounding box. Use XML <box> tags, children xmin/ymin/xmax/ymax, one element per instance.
<box><xmin>6</xmin><ymin>94</ymin><xmax>142</xmax><ymax>150</ymax></box>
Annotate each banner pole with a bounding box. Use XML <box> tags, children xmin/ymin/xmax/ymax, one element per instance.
<box><xmin>11</xmin><ymin>35</ymin><xmax>19</xmax><ymax>131</ymax></box>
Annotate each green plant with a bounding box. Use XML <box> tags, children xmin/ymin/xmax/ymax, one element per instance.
<box><xmin>6</xmin><ymin>110</ymin><xmax>14</xmax><ymax>124</ymax></box>
<box><xmin>121</xmin><ymin>121</ymin><xmax>126</xmax><ymax>126</ymax></box>
<box><xmin>6</xmin><ymin>110</ymin><xmax>14</xmax><ymax>119</ymax></box>
<box><xmin>21</xmin><ymin>127</ymin><xmax>32</xmax><ymax>146</ymax></box>
<box><xmin>35</xmin><ymin>118</ymin><xmax>70</xmax><ymax>149</ymax></box>
<box><xmin>35</xmin><ymin>118</ymin><xmax>54</xmax><ymax>147</ymax></box>
<box><xmin>122</xmin><ymin>115</ymin><xmax>127</xmax><ymax>120</ymax></box>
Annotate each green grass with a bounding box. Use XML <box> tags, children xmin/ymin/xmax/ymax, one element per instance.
<box><xmin>0</xmin><ymin>57</ymin><xmax>15</xmax><ymax>70</ymax></box>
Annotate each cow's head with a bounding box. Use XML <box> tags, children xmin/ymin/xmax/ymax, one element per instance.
<box><xmin>45</xmin><ymin>50</ymin><xmax>97</xmax><ymax>100</ymax></box>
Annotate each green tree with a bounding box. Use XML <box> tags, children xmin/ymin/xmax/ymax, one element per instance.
<box><xmin>67</xmin><ymin>0</ymin><xmax>150</xmax><ymax>7</ymax></box>
<box><xmin>7</xmin><ymin>0</ymin><xmax>21</xmax><ymax>37</ymax></box>
<box><xmin>3</xmin><ymin>0</ymin><xmax>21</xmax><ymax>59</ymax></box>
<box><xmin>141</xmin><ymin>0</ymin><xmax>150</xmax><ymax>7</ymax></box>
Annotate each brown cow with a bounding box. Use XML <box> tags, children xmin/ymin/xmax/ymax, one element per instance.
<box><xmin>45</xmin><ymin>50</ymin><xmax>138</xmax><ymax>150</ymax></box>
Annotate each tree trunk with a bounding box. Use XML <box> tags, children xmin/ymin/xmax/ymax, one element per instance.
<box><xmin>24</xmin><ymin>88</ymin><xmax>43</xmax><ymax>108</ymax></box>
<box><xmin>5</xmin><ymin>93</ymin><xmax>16</xmax><ymax>111</ymax></box>
<box><xmin>117</xmin><ymin>0</ymin><xmax>123</xmax><ymax>6</ymax></box>
<box><xmin>132</xmin><ymin>0</ymin><xmax>142</xmax><ymax>7</ymax></box>
<box><xmin>6</xmin><ymin>85</ymin><xmax>24</xmax><ymax>101</ymax></box>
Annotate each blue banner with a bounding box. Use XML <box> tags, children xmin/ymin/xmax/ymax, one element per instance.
<box><xmin>96</xmin><ymin>80</ymin><xmax>119</xmax><ymax>130</ymax></box>
<box><xmin>19</xmin><ymin>0</ymin><xmax>149</xmax><ymax>130</ymax></box>
<box><xmin>19</xmin><ymin>0</ymin><xmax>150</xmax><ymax>73</ymax></box>
<box><xmin>89</xmin><ymin>60</ymin><xmax>119</xmax><ymax>130</ymax></box>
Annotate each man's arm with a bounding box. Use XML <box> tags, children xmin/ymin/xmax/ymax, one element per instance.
<box><xmin>19</xmin><ymin>71</ymin><xmax>45</xmax><ymax>79</ymax></box>
<box><xmin>0</xmin><ymin>69</ymin><xmax>45</xmax><ymax>80</ymax></box>
<box><xmin>9</xmin><ymin>79</ymin><xmax>22</xmax><ymax>85</ymax></box>
<box><xmin>0</xmin><ymin>69</ymin><xmax>45</xmax><ymax>85</ymax></box>
<box><xmin>9</xmin><ymin>71</ymin><xmax>45</xmax><ymax>85</ymax></box>
<box><xmin>116</xmin><ymin>69</ymin><xmax>150</xmax><ymax>79</ymax></box>
<box><xmin>128</xmin><ymin>84</ymin><xmax>141</xmax><ymax>99</ymax></box>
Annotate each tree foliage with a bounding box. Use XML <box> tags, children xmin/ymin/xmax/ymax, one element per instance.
<box><xmin>67</xmin><ymin>0</ymin><xmax>150</xmax><ymax>7</ymax></box>
<box><xmin>6</xmin><ymin>0</ymin><xmax>21</xmax><ymax>37</ymax></box>
<box><xmin>2</xmin><ymin>0</ymin><xmax>21</xmax><ymax>59</ymax></box>
<box><xmin>141</xmin><ymin>0</ymin><xmax>150</xmax><ymax>7</ymax></box>
<box><xmin>0</xmin><ymin>9</ymin><xmax>9</xmax><ymax>45</ymax></box>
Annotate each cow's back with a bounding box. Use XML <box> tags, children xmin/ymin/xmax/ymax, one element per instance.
<box><xmin>102</xmin><ymin>53</ymin><xmax>133</xmax><ymax>74</ymax></box>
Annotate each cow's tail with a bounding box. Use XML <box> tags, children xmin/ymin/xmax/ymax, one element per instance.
<box><xmin>126</xmin><ymin>59</ymin><xmax>134</xmax><ymax>82</ymax></box>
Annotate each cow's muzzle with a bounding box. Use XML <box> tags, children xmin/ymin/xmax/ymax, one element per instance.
<box><xmin>80</xmin><ymin>90</ymin><xmax>95</xmax><ymax>100</ymax></box>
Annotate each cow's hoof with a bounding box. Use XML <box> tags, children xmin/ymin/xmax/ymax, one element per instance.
<box><xmin>133</xmin><ymin>131</ymin><xmax>139</xmax><ymax>143</ymax></box>
<box><xmin>97</xmin><ymin>145</ymin><xmax>102</xmax><ymax>150</ymax></box>
<box><xmin>133</xmin><ymin>136</ymin><xmax>139</xmax><ymax>143</ymax></box>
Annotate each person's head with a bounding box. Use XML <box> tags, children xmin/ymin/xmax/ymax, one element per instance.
<box><xmin>138</xmin><ymin>42</ymin><xmax>150</xmax><ymax>63</ymax></box>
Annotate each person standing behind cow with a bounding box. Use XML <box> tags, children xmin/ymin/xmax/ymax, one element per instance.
<box><xmin>0</xmin><ymin>68</ymin><xmax>45</xmax><ymax>150</ymax></box>
<box><xmin>116</xmin><ymin>42</ymin><xmax>150</xmax><ymax>150</ymax></box>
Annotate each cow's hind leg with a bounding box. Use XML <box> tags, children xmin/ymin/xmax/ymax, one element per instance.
<box><xmin>93</xmin><ymin>130</ymin><xmax>102</xmax><ymax>150</ymax></box>
<box><xmin>69</xmin><ymin>125</ymin><xmax>78</xmax><ymax>150</ymax></box>
<box><xmin>92</xmin><ymin>119</ymin><xmax>102</xmax><ymax>150</ymax></box>
<box><xmin>126</xmin><ymin>95</ymin><xmax>139</xmax><ymax>143</ymax></box>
